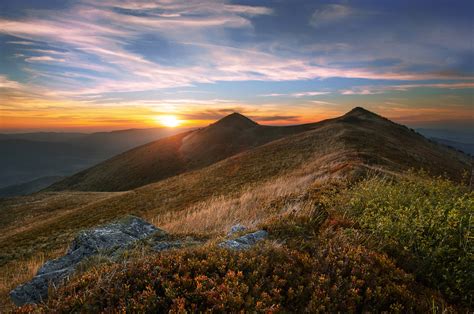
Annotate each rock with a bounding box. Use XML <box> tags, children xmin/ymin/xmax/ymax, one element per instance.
<box><xmin>153</xmin><ymin>241</ymin><xmax>184</xmax><ymax>252</ymax></box>
<box><xmin>10</xmin><ymin>216</ymin><xmax>161</xmax><ymax>306</ymax></box>
<box><xmin>219</xmin><ymin>230</ymin><xmax>268</xmax><ymax>250</ymax></box>
<box><xmin>227</xmin><ymin>224</ymin><xmax>247</xmax><ymax>236</ymax></box>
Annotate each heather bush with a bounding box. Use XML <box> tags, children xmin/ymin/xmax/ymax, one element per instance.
<box><xmin>19</xmin><ymin>231</ymin><xmax>451</xmax><ymax>313</ymax></box>
<box><xmin>344</xmin><ymin>174</ymin><xmax>473</xmax><ymax>305</ymax></box>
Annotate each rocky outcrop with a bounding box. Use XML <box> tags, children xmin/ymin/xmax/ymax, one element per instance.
<box><xmin>219</xmin><ymin>228</ymin><xmax>268</xmax><ymax>250</ymax></box>
<box><xmin>10</xmin><ymin>216</ymin><xmax>160</xmax><ymax>306</ymax></box>
<box><xmin>227</xmin><ymin>223</ymin><xmax>247</xmax><ymax>236</ymax></box>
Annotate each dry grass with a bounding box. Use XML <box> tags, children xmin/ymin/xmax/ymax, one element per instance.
<box><xmin>0</xmin><ymin>249</ymin><xmax>63</xmax><ymax>312</ymax></box>
<box><xmin>0</xmin><ymin>192</ymin><xmax>123</xmax><ymax>241</ymax></box>
<box><xmin>152</xmin><ymin>174</ymin><xmax>317</xmax><ymax>235</ymax></box>
<box><xmin>149</xmin><ymin>145</ymin><xmax>360</xmax><ymax>236</ymax></box>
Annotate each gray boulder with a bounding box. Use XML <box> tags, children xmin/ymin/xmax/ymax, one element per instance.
<box><xmin>153</xmin><ymin>241</ymin><xmax>185</xmax><ymax>252</ymax></box>
<box><xmin>10</xmin><ymin>216</ymin><xmax>160</xmax><ymax>306</ymax></box>
<box><xmin>219</xmin><ymin>230</ymin><xmax>268</xmax><ymax>250</ymax></box>
<box><xmin>227</xmin><ymin>224</ymin><xmax>247</xmax><ymax>236</ymax></box>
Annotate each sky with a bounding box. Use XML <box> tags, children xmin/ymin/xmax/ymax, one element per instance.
<box><xmin>0</xmin><ymin>0</ymin><xmax>473</xmax><ymax>132</ymax></box>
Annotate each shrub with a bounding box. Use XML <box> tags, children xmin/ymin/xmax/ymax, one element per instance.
<box><xmin>344</xmin><ymin>174</ymin><xmax>473</xmax><ymax>305</ymax></box>
<box><xmin>19</xmin><ymin>232</ymin><xmax>451</xmax><ymax>313</ymax></box>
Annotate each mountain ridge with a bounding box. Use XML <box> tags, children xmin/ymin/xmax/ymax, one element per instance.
<box><xmin>47</xmin><ymin>108</ymin><xmax>470</xmax><ymax>193</ymax></box>
<box><xmin>47</xmin><ymin>113</ymin><xmax>320</xmax><ymax>192</ymax></box>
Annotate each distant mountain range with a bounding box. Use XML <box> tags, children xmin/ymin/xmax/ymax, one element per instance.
<box><xmin>0</xmin><ymin>176</ymin><xmax>62</xmax><ymax>198</ymax></box>
<box><xmin>416</xmin><ymin>128</ymin><xmax>474</xmax><ymax>156</ymax></box>
<box><xmin>0</xmin><ymin>128</ymin><xmax>188</xmax><ymax>194</ymax></box>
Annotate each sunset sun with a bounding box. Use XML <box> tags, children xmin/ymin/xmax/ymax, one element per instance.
<box><xmin>155</xmin><ymin>115</ymin><xmax>181</xmax><ymax>127</ymax></box>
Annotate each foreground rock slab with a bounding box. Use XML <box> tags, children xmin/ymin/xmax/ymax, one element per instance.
<box><xmin>219</xmin><ymin>230</ymin><xmax>268</xmax><ymax>250</ymax></box>
<box><xmin>10</xmin><ymin>216</ymin><xmax>160</xmax><ymax>306</ymax></box>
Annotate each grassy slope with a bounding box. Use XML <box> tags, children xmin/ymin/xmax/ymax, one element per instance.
<box><xmin>1</xmin><ymin>108</ymin><xmax>471</xmax><ymax>310</ymax></box>
<box><xmin>48</xmin><ymin>113</ymin><xmax>319</xmax><ymax>192</ymax></box>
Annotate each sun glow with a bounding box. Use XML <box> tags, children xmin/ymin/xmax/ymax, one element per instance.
<box><xmin>155</xmin><ymin>115</ymin><xmax>181</xmax><ymax>127</ymax></box>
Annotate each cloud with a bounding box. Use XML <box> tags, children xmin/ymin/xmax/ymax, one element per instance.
<box><xmin>90</xmin><ymin>0</ymin><xmax>273</xmax><ymax>16</ymax></box>
<box><xmin>260</xmin><ymin>91</ymin><xmax>330</xmax><ymax>97</ymax></box>
<box><xmin>310</xmin><ymin>4</ymin><xmax>353</xmax><ymax>27</ymax></box>
<box><xmin>0</xmin><ymin>75</ymin><xmax>24</xmax><ymax>89</ymax></box>
<box><xmin>310</xmin><ymin>100</ymin><xmax>339</xmax><ymax>106</ymax></box>
<box><xmin>6</xmin><ymin>40</ymin><xmax>36</xmax><ymax>45</ymax></box>
<box><xmin>0</xmin><ymin>0</ymin><xmax>472</xmax><ymax>106</ymax></box>
<box><xmin>25</xmin><ymin>56</ymin><xmax>66</xmax><ymax>63</ymax></box>
<box><xmin>252</xmin><ymin>115</ymin><xmax>299</xmax><ymax>122</ymax></box>
<box><xmin>340</xmin><ymin>82</ymin><xmax>474</xmax><ymax>95</ymax></box>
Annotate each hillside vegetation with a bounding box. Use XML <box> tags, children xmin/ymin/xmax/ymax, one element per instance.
<box><xmin>18</xmin><ymin>174</ymin><xmax>473</xmax><ymax>312</ymax></box>
<box><xmin>0</xmin><ymin>108</ymin><xmax>472</xmax><ymax>311</ymax></box>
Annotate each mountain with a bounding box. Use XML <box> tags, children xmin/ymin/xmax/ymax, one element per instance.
<box><xmin>0</xmin><ymin>176</ymin><xmax>63</xmax><ymax>197</ymax></box>
<box><xmin>0</xmin><ymin>139</ymin><xmax>101</xmax><ymax>189</ymax></box>
<box><xmin>49</xmin><ymin>108</ymin><xmax>471</xmax><ymax>193</ymax></box>
<box><xmin>0</xmin><ymin>132</ymin><xmax>86</xmax><ymax>143</ymax></box>
<box><xmin>416</xmin><ymin>128</ymin><xmax>474</xmax><ymax>144</ymax></box>
<box><xmin>47</xmin><ymin>113</ymin><xmax>319</xmax><ymax>191</ymax></box>
<box><xmin>1</xmin><ymin>107</ymin><xmax>472</xmax><ymax>311</ymax></box>
<box><xmin>430</xmin><ymin>137</ymin><xmax>474</xmax><ymax>156</ymax></box>
<box><xmin>72</xmin><ymin>127</ymin><xmax>188</xmax><ymax>155</ymax></box>
<box><xmin>0</xmin><ymin>127</ymin><xmax>186</xmax><ymax>189</ymax></box>
<box><xmin>415</xmin><ymin>128</ymin><xmax>474</xmax><ymax>156</ymax></box>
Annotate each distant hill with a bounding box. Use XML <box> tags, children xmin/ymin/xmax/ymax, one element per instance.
<box><xmin>48</xmin><ymin>113</ymin><xmax>320</xmax><ymax>192</ymax></box>
<box><xmin>429</xmin><ymin>138</ymin><xmax>474</xmax><ymax>156</ymax></box>
<box><xmin>0</xmin><ymin>132</ymin><xmax>86</xmax><ymax>143</ymax></box>
<box><xmin>416</xmin><ymin>128</ymin><xmax>474</xmax><ymax>144</ymax></box>
<box><xmin>0</xmin><ymin>139</ymin><xmax>100</xmax><ymax>189</ymax></box>
<box><xmin>415</xmin><ymin>128</ymin><xmax>474</xmax><ymax>156</ymax></box>
<box><xmin>0</xmin><ymin>176</ymin><xmax>63</xmax><ymax>197</ymax></box>
<box><xmin>0</xmin><ymin>128</ymin><xmax>187</xmax><ymax>189</ymax></box>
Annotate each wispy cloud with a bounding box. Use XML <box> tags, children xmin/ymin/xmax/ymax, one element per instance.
<box><xmin>0</xmin><ymin>75</ymin><xmax>24</xmax><ymax>89</ymax></box>
<box><xmin>310</xmin><ymin>100</ymin><xmax>339</xmax><ymax>106</ymax></box>
<box><xmin>260</xmin><ymin>91</ymin><xmax>330</xmax><ymax>97</ymax></box>
<box><xmin>340</xmin><ymin>82</ymin><xmax>474</xmax><ymax>95</ymax></box>
<box><xmin>6</xmin><ymin>40</ymin><xmax>36</xmax><ymax>45</ymax></box>
<box><xmin>1</xmin><ymin>0</ymin><xmax>470</xmax><ymax>103</ymax></box>
<box><xmin>309</xmin><ymin>4</ymin><xmax>353</xmax><ymax>27</ymax></box>
<box><xmin>25</xmin><ymin>56</ymin><xmax>66</xmax><ymax>63</ymax></box>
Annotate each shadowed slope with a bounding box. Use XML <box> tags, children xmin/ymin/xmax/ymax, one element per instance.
<box><xmin>48</xmin><ymin>113</ymin><xmax>319</xmax><ymax>192</ymax></box>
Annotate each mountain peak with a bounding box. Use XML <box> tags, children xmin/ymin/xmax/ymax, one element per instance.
<box><xmin>211</xmin><ymin>112</ymin><xmax>258</xmax><ymax>129</ymax></box>
<box><xmin>342</xmin><ymin>107</ymin><xmax>385</xmax><ymax>121</ymax></box>
<box><xmin>345</xmin><ymin>107</ymin><xmax>374</xmax><ymax>116</ymax></box>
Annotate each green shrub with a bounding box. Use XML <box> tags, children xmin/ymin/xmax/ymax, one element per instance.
<box><xmin>344</xmin><ymin>174</ymin><xmax>473</xmax><ymax>305</ymax></box>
